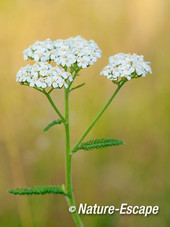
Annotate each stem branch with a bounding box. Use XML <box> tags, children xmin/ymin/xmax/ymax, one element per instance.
<box><xmin>45</xmin><ymin>93</ymin><xmax>65</xmax><ymax>122</ymax></box>
<box><xmin>71</xmin><ymin>81</ymin><xmax>126</xmax><ymax>153</ymax></box>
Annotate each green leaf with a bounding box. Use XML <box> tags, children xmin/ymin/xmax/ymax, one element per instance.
<box><xmin>44</xmin><ymin>119</ymin><xmax>63</xmax><ymax>132</ymax></box>
<box><xmin>75</xmin><ymin>138</ymin><xmax>124</xmax><ymax>152</ymax></box>
<box><xmin>8</xmin><ymin>185</ymin><xmax>67</xmax><ymax>196</ymax></box>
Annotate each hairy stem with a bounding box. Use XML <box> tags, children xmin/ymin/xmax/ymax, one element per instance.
<box><xmin>64</xmin><ymin>87</ymin><xmax>83</xmax><ymax>226</ymax></box>
<box><xmin>71</xmin><ymin>81</ymin><xmax>126</xmax><ymax>153</ymax></box>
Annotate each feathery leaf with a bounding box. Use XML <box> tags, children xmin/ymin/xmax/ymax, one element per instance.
<box><xmin>8</xmin><ymin>185</ymin><xmax>67</xmax><ymax>196</ymax></box>
<box><xmin>74</xmin><ymin>138</ymin><xmax>124</xmax><ymax>152</ymax></box>
<box><xmin>44</xmin><ymin>119</ymin><xmax>63</xmax><ymax>132</ymax></box>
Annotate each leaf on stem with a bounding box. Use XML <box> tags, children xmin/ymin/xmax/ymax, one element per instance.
<box><xmin>8</xmin><ymin>185</ymin><xmax>67</xmax><ymax>196</ymax></box>
<box><xmin>75</xmin><ymin>138</ymin><xmax>124</xmax><ymax>152</ymax></box>
<box><xmin>44</xmin><ymin>119</ymin><xmax>63</xmax><ymax>132</ymax></box>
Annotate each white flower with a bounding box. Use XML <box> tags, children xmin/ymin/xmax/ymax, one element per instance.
<box><xmin>69</xmin><ymin>76</ymin><xmax>73</xmax><ymax>82</ymax></box>
<box><xmin>23</xmin><ymin>39</ymin><xmax>54</xmax><ymax>63</ymax></box>
<box><xmin>36</xmin><ymin>78</ymin><xmax>47</xmax><ymax>88</ymax></box>
<box><xmin>100</xmin><ymin>53</ymin><xmax>152</xmax><ymax>83</ymax></box>
<box><xmin>23</xmin><ymin>36</ymin><xmax>102</xmax><ymax>69</ymax></box>
<box><xmin>30</xmin><ymin>77</ymin><xmax>38</xmax><ymax>87</ymax></box>
<box><xmin>16</xmin><ymin>62</ymin><xmax>71</xmax><ymax>89</ymax></box>
<box><xmin>16</xmin><ymin>65</ymin><xmax>32</xmax><ymax>83</ymax></box>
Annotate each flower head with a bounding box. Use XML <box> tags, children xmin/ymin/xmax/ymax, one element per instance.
<box><xmin>23</xmin><ymin>36</ymin><xmax>102</xmax><ymax>69</ymax></box>
<box><xmin>16</xmin><ymin>62</ymin><xmax>72</xmax><ymax>89</ymax></box>
<box><xmin>100</xmin><ymin>53</ymin><xmax>152</xmax><ymax>84</ymax></box>
<box><xmin>23</xmin><ymin>39</ymin><xmax>54</xmax><ymax>62</ymax></box>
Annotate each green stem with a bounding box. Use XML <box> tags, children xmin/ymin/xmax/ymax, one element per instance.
<box><xmin>21</xmin><ymin>83</ymin><xmax>44</xmax><ymax>94</ymax></box>
<box><xmin>48</xmin><ymin>87</ymin><xmax>54</xmax><ymax>94</ymax></box>
<box><xmin>69</xmin><ymin>83</ymin><xmax>86</xmax><ymax>92</ymax></box>
<box><xmin>71</xmin><ymin>81</ymin><xmax>126</xmax><ymax>153</ymax></box>
<box><xmin>45</xmin><ymin>93</ymin><xmax>65</xmax><ymax>122</ymax></box>
<box><xmin>64</xmin><ymin>87</ymin><xmax>83</xmax><ymax>227</ymax></box>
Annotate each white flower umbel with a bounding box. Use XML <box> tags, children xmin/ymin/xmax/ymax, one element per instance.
<box><xmin>100</xmin><ymin>53</ymin><xmax>152</xmax><ymax>84</ymax></box>
<box><xmin>16</xmin><ymin>62</ymin><xmax>71</xmax><ymax>89</ymax></box>
<box><xmin>23</xmin><ymin>38</ymin><xmax>54</xmax><ymax>62</ymax></box>
<box><xmin>53</xmin><ymin>36</ymin><xmax>102</xmax><ymax>68</ymax></box>
<box><xmin>23</xmin><ymin>36</ymin><xmax>102</xmax><ymax>69</ymax></box>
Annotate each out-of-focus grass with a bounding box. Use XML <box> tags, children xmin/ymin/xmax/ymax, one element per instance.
<box><xmin>0</xmin><ymin>0</ymin><xmax>170</xmax><ymax>226</ymax></box>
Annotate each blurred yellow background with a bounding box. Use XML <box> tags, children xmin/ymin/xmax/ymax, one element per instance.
<box><xmin>0</xmin><ymin>0</ymin><xmax>170</xmax><ymax>226</ymax></box>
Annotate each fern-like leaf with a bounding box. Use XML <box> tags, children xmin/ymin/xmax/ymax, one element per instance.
<box><xmin>8</xmin><ymin>185</ymin><xmax>67</xmax><ymax>196</ymax></box>
<box><xmin>44</xmin><ymin>119</ymin><xmax>63</xmax><ymax>132</ymax></box>
<box><xmin>75</xmin><ymin>138</ymin><xmax>124</xmax><ymax>152</ymax></box>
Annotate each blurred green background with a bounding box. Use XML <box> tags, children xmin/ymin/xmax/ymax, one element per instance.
<box><xmin>0</xmin><ymin>0</ymin><xmax>170</xmax><ymax>226</ymax></box>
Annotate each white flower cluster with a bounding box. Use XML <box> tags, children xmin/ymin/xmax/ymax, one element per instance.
<box><xmin>16</xmin><ymin>62</ymin><xmax>72</xmax><ymax>89</ymax></box>
<box><xmin>100</xmin><ymin>53</ymin><xmax>152</xmax><ymax>82</ymax></box>
<box><xmin>23</xmin><ymin>36</ymin><xmax>102</xmax><ymax>68</ymax></box>
<box><xmin>17</xmin><ymin>36</ymin><xmax>101</xmax><ymax>89</ymax></box>
<box><xmin>23</xmin><ymin>39</ymin><xmax>54</xmax><ymax>62</ymax></box>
